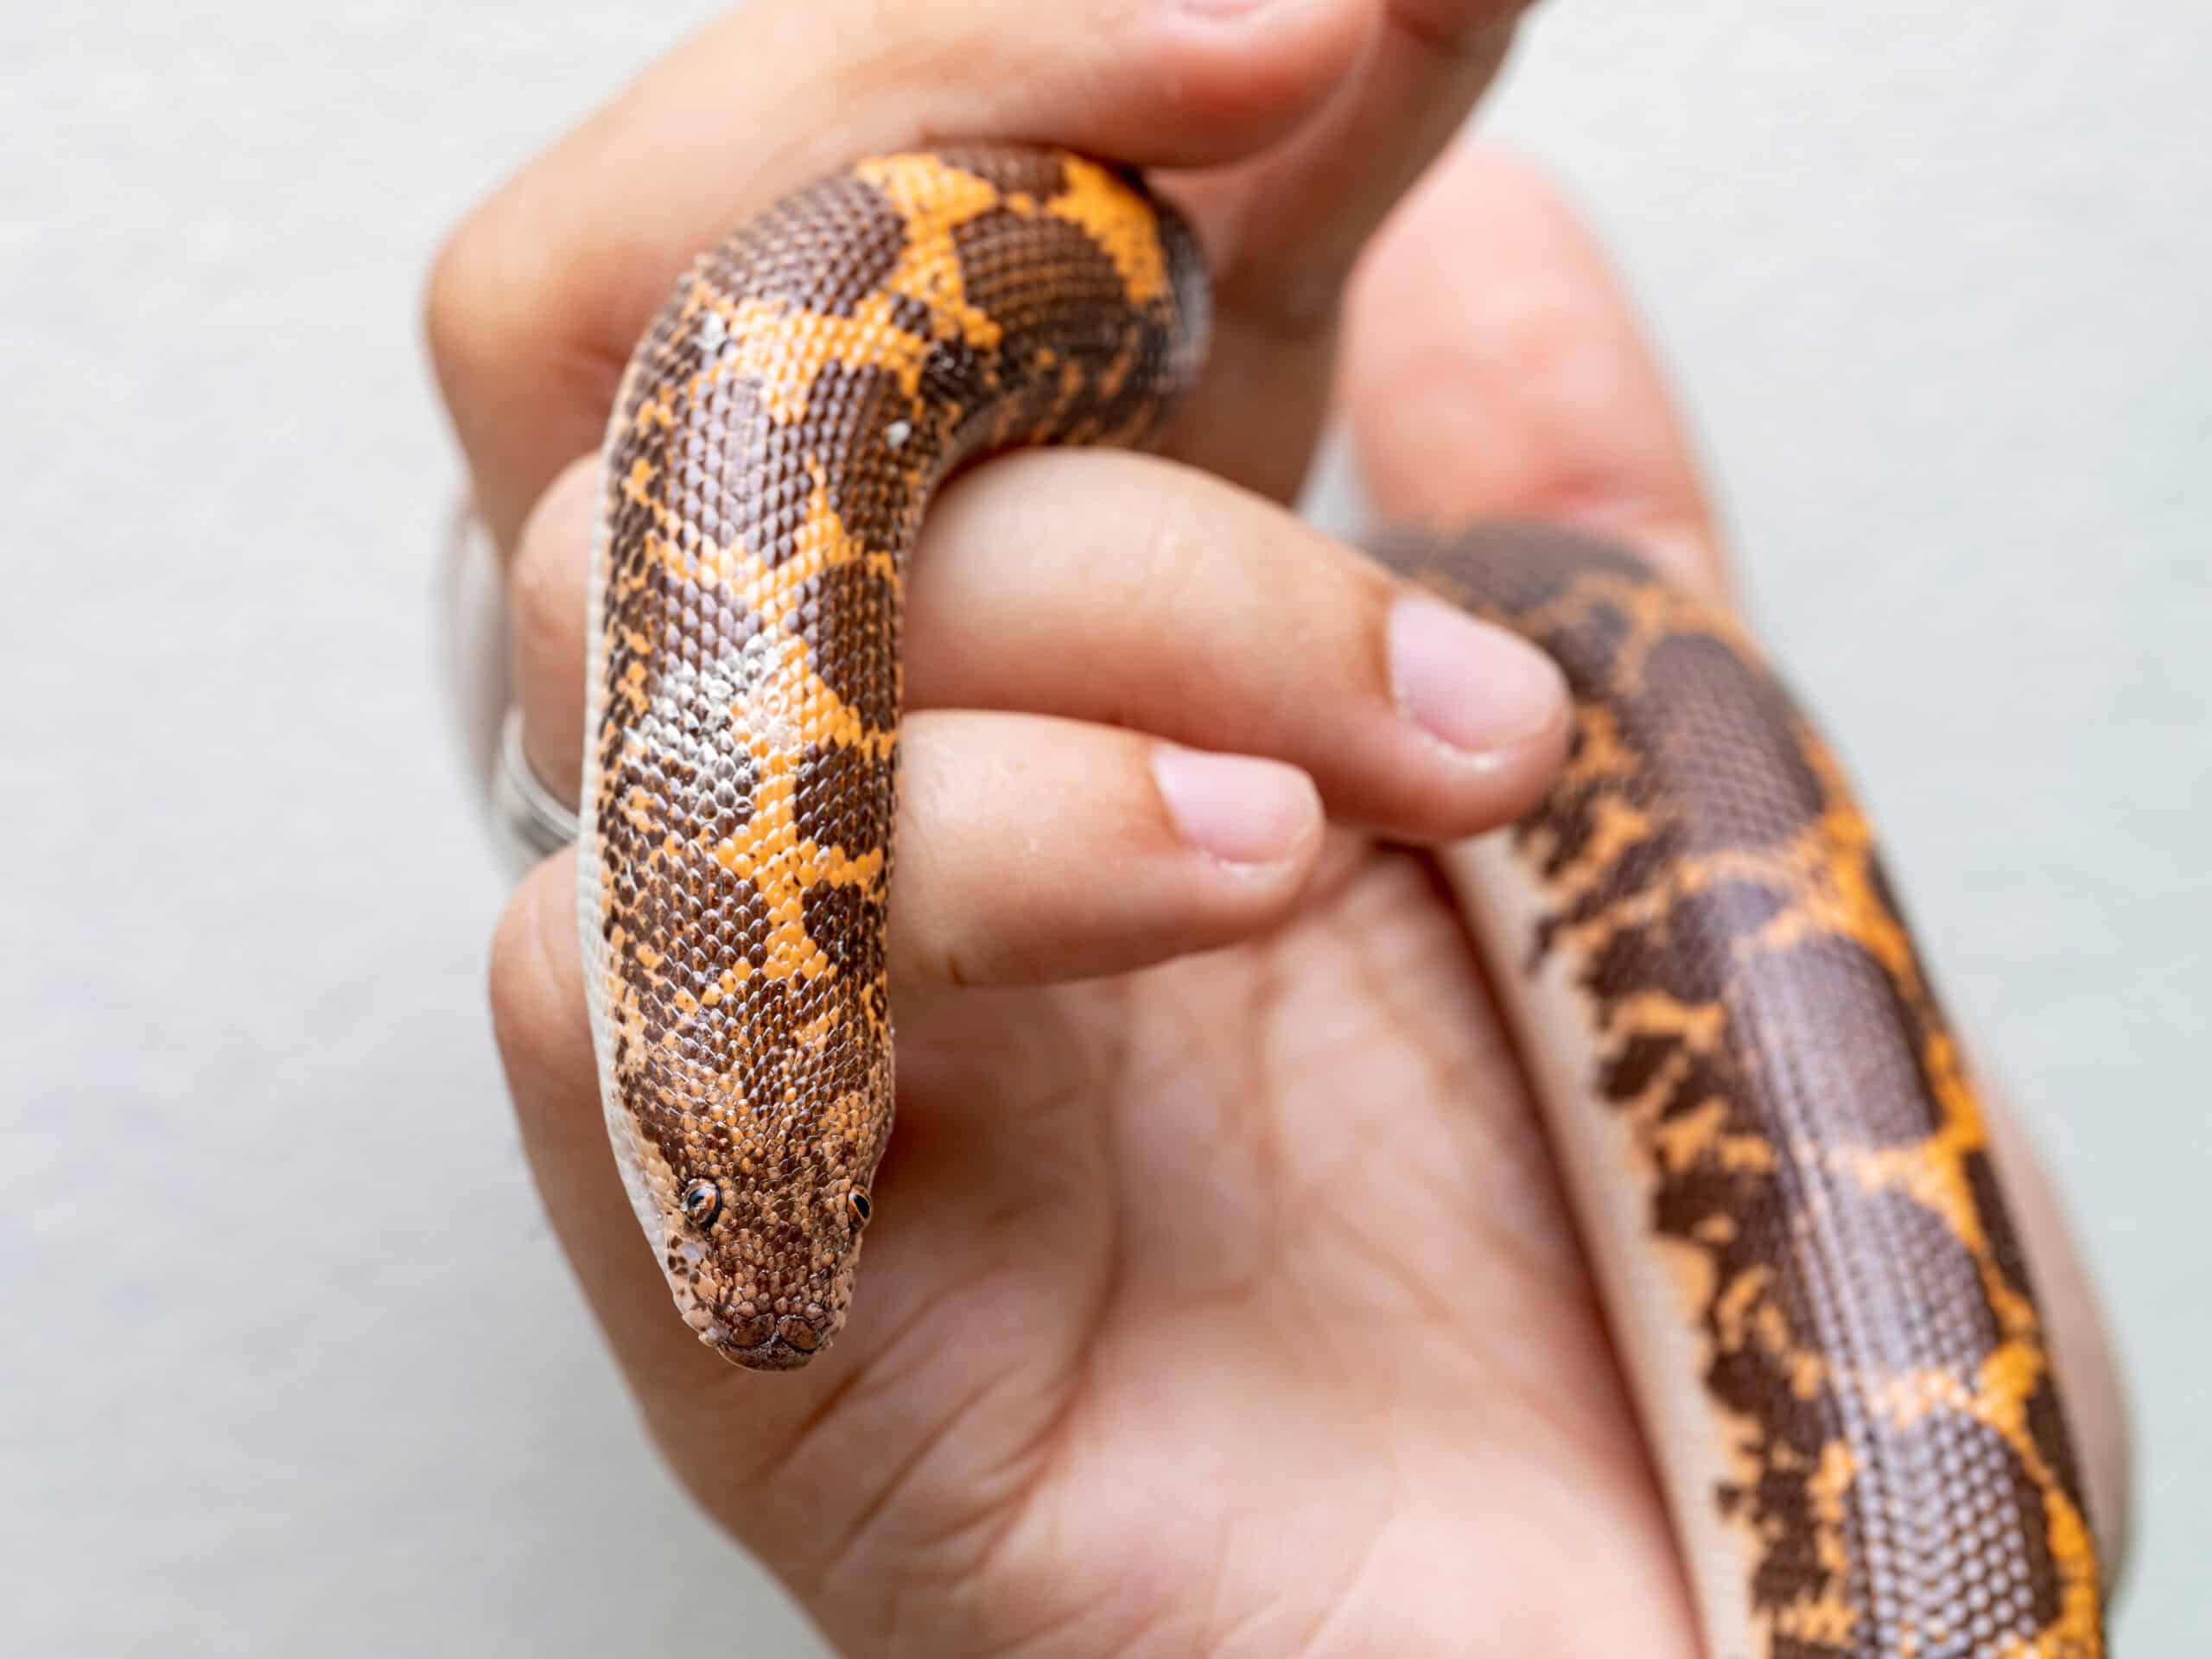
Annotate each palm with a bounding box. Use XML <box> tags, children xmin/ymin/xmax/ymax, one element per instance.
<box><xmin>649</xmin><ymin>839</ymin><xmax>1696</xmax><ymax>1656</ymax></box>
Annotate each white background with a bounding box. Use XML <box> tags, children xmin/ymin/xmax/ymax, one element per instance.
<box><xmin>7</xmin><ymin>2</ymin><xmax>2206</xmax><ymax>1651</ymax></box>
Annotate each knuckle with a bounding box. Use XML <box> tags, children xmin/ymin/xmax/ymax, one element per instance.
<box><xmin>486</xmin><ymin>884</ymin><xmax>543</xmax><ymax>1022</ymax></box>
<box><xmin>486</xmin><ymin>860</ymin><xmax>576</xmax><ymax>1063</ymax></box>
<box><xmin>423</xmin><ymin>198</ymin><xmax>532</xmax><ymax>389</ymax></box>
<box><xmin>1386</xmin><ymin>0</ymin><xmax>1525</xmax><ymax>59</ymax></box>
<box><xmin>506</xmin><ymin>461</ymin><xmax>598</xmax><ymax>658</ymax></box>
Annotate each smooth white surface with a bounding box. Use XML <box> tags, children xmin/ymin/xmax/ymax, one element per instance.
<box><xmin>5</xmin><ymin>3</ymin><xmax>2204</xmax><ymax>1652</ymax></box>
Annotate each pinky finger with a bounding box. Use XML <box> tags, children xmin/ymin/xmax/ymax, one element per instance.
<box><xmin>888</xmin><ymin>710</ymin><xmax>1323</xmax><ymax>1014</ymax></box>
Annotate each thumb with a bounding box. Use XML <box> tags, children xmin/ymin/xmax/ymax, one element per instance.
<box><xmin>1341</xmin><ymin>143</ymin><xmax>1726</xmax><ymax>595</ymax></box>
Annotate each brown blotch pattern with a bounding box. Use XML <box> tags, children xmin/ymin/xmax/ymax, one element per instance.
<box><xmin>1379</xmin><ymin>524</ymin><xmax>2104</xmax><ymax>1657</ymax></box>
<box><xmin>581</xmin><ymin>148</ymin><xmax>1205</xmax><ymax>1369</ymax></box>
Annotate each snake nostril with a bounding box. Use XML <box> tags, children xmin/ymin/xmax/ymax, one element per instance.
<box><xmin>721</xmin><ymin>1312</ymin><xmax>775</xmax><ymax>1351</ymax></box>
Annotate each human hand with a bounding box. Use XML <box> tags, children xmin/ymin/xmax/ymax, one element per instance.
<box><xmin>428</xmin><ymin>2</ymin><xmax>2130</xmax><ymax>1651</ymax></box>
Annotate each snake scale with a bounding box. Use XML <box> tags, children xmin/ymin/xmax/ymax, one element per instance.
<box><xmin>576</xmin><ymin>144</ymin><xmax>2104</xmax><ymax>1656</ymax></box>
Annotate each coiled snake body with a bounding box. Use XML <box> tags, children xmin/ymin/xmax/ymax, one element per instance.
<box><xmin>578</xmin><ymin>145</ymin><xmax>2104</xmax><ymax>1656</ymax></box>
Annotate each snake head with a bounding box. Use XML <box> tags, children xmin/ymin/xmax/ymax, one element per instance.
<box><xmin>600</xmin><ymin>1082</ymin><xmax>883</xmax><ymax>1371</ymax></box>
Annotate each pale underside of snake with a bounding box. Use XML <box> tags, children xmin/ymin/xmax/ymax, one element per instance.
<box><xmin>575</xmin><ymin>144</ymin><xmax>2104</xmax><ymax>1656</ymax></box>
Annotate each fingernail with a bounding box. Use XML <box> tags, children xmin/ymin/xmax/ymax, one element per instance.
<box><xmin>1388</xmin><ymin>597</ymin><xmax>1567</xmax><ymax>761</ymax></box>
<box><xmin>1152</xmin><ymin>746</ymin><xmax>1318</xmax><ymax>867</ymax></box>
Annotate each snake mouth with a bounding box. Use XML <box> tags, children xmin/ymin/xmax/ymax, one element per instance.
<box><xmin>713</xmin><ymin>1332</ymin><xmax>818</xmax><ymax>1371</ymax></box>
<box><xmin>688</xmin><ymin>1302</ymin><xmax>835</xmax><ymax>1371</ymax></box>
<box><xmin>701</xmin><ymin>1323</ymin><xmax>825</xmax><ymax>1371</ymax></box>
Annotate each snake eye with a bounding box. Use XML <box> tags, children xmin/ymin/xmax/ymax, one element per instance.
<box><xmin>847</xmin><ymin>1190</ymin><xmax>872</xmax><ymax>1229</ymax></box>
<box><xmin>681</xmin><ymin>1180</ymin><xmax>721</xmax><ymax>1227</ymax></box>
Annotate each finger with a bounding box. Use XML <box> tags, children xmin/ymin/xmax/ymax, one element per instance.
<box><xmin>1978</xmin><ymin>1063</ymin><xmax>2136</xmax><ymax>1582</ymax></box>
<box><xmin>889</xmin><ymin>714</ymin><xmax>1321</xmax><ymax>1013</ymax></box>
<box><xmin>1342</xmin><ymin>145</ymin><xmax>1727</xmax><ymax>594</ymax></box>
<box><xmin>429</xmin><ymin>0</ymin><xmax>1382</xmax><ymax>552</ymax></box>
<box><xmin>489</xmin><ymin>854</ymin><xmax>718</xmax><ymax>1399</ymax></box>
<box><xmin>1183</xmin><ymin>0</ymin><xmax>1516</xmax><ymax>321</ymax></box>
<box><xmin>505</xmin><ymin>688</ymin><xmax>1330</xmax><ymax>1013</ymax></box>
<box><xmin>507</xmin><ymin>448</ymin><xmax>1570</xmax><ymax>841</ymax></box>
<box><xmin>906</xmin><ymin>450</ymin><xmax>1570</xmax><ymax>839</ymax></box>
<box><xmin>1164</xmin><ymin>0</ymin><xmax>1523</xmax><ymax>501</ymax></box>
<box><xmin>506</xmin><ymin>455</ymin><xmax>599</xmax><ymax>801</ymax></box>
<box><xmin>1342</xmin><ymin>146</ymin><xmax>2135</xmax><ymax>1574</ymax></box>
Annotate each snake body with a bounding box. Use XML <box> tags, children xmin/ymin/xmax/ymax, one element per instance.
<box><xmin>579</xmin><ymin>145</ymin><xmax>2104</xmax><ymax>1655</ymax></box>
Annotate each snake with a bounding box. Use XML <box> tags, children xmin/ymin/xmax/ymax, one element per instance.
<box><xmin>575</xmin><ymin>143</ymin><xmax>2106</xmax><ymax>1656</ymax></box>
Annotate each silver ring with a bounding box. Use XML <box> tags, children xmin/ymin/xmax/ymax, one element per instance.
<box><xmin>491</xmin><ymin>705</ymin><xmax>580</xmax><ymax>877</ymax></box>
<box><xmin>435</xmin><ymin>497</ymin><xmax>580</xmax><ymax>880</ymax></box>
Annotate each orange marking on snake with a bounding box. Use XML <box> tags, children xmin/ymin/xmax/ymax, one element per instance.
<box><xmin>852</xmin><ymin>153</ymin><xmax>1011</xmax><ymax>348</ymax></box>
<box><xmin>719</xmin><ymin>290</ymin><xmax>940</xmax><ymax>420</ymax></box>
<box><xmin>1044</xmin><ymin>156</ymin><xmax>1174</xmax><ymax>303</ymax></box>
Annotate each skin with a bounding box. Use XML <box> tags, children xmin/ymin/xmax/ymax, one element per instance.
<box><xmin>428</xmin><ymin>2</ymin><xmax>2132</xmax><ymax>1652</ymax></box>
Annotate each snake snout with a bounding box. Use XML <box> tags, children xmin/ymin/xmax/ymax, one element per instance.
<box><xmin>699</xmin><ymin>1303</ymin><xmax>839</xmax><ymax>1371</ymax></box>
